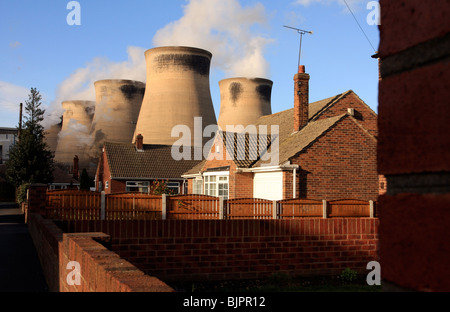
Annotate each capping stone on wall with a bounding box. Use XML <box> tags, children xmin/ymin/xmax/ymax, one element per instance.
<box><xmin>27</xmin><ymin>213</ymin><xmax>174</xmax><ymax>292</ymax></box>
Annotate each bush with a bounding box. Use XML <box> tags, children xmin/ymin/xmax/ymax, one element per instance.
<box><xmin>16</xmin><ymin>183</ymin><xmax>31</xmax><ymax>205</ymax></box>
<box><xmin>340</xmin><ymin>268</ymin><xmax>358</xmax><ymax>283</ymax></box>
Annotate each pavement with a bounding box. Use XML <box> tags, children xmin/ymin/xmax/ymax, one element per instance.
<box><xmin>0</xmin><ymin>202</ymin><xmax>48</xmax><ymax>292</ymax></box>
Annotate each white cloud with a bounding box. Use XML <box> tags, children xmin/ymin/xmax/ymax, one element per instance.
<box><xmin>152</xmin><ymin>0</ymin><xmax>274</xmax><ymax>78</ymax></box>
<box><xmin>0</xmin><ymin>81</ymin><xmax>29</xmax><ymax>113</ymax></box>
<box><xmin>44</xmin><ymin>46</ymin><xmax>146</xmax><ymax>127</ymax></box>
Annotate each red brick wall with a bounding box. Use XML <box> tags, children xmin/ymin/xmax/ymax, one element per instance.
<box><xmin>60</xmin><ymin>218</ymin><xmax>379</xmax><ymax>283</ymax></box>
<box><xmin>378</xmin><ymin>0</ymin><xmax>450</xmax><ymax>291</ymax></box>
<box><xmin>290</xmin><ymin>116</ymin><xmax>378</xmax><ymax>201</ymax></box>
<box><xmin>27</xmin><ymin>213</ymin><xmax>174</xmax><ymax>292</ymax></box>
<box><xmin>314</xmin><ymin>91</ymin><xmax>378</xmax><ymax>137</ymax></box>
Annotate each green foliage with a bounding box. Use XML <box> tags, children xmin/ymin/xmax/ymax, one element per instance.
<box><xmin>79</xmin><ymin>169</ymin><xmax>92</xmax><ymax>190</ymax></box>
<box><xmin>5</xmin><ymin>88</ymin><xmax>54</xmax><ymax>188</ymax></box>
<box><xmin>340</xmin><ymin>268</ymin><xmax>359</xmax><ymax>282</ymax></box>
<box><xmin>149</xmin><ymin>179</ymin><xmax>175</xmax><ymax>195</ymax></box>
<box><xmin>16</xmin><ymin>183</ymin><xmax>31</xmax><ymax>205</ymax></box>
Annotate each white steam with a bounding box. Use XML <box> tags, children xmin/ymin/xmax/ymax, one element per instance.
<box><xmin>45</xmin><ymin>0</ymin><xmax>274</xmax><ymax>130</ymax></box>
<box><xmin>152</xmin><ymin>0</ymin><xmax>274</xmax><ymax>78</ymax></box>
<box><xmin>44</xmin><ymin>46</ymin><xmax>146</xmax><ymax>128</ymax></box>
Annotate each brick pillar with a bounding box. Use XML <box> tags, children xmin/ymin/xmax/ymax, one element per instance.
<box><xmin>294</xmin><ymin>65</ymin><xmax>310</xmax><ymax>132</ymax></box>
<box><xmin>26</xmin><ymin>184</ymin><xmax>48</xmax><ymax>222</ymax></box>
<box><xmin>378</xmin><ymin>0</ymin><xmax>450</xmax><ymax>292</ymax></box>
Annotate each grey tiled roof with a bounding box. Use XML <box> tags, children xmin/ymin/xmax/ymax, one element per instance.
<box><xmin>104</xmin><ymin>142</ymin><xmax>203</xmax><ymax>179</ymax></box>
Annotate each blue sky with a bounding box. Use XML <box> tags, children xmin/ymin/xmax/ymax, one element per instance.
<box><xmin>0</xmin><ymin>0</ymin><xmax>380</xmax><ymax>129</ymax></box>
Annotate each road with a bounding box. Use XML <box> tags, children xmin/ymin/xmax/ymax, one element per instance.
<box><xmin>0</xmin><ymin>202</ymin><xmax>48</xmax><ymax>292</ymax></box>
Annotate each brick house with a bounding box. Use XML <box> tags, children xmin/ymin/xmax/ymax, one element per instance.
<box><xmin>183</xmin><ymin>66</ymin><xmax>381</xmax><ymax>201</ymax></box>
<box><xmin>95</xmin><ymin>134</ymin><xmax>202</xmax><ymax>194</ymax></box>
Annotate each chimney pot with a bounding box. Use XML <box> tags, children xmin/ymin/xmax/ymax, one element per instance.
<box><xmin>298</xmin><ymin>65</ymin><xmax>306</xmax><ymax>74</ymax></box>
<box><xmin>136</xmin><ymin>134</ymin><xmax>144</xmax><ymax>151</ymax></box>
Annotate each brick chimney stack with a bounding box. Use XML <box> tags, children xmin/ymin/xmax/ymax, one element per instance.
<box><xmin>294</xmin><ymin>65</ymin><xmax>310</xmax><ymax>132</ymax></box>
<box><xmin>73</xmin><ymin>155</ymin><xmax>79</xmax><ymax>180</ymax></box>
<box><xmin>136</xmin><ymin>134</ymin><xmax>144</xmax><ymax>151</ymax></box>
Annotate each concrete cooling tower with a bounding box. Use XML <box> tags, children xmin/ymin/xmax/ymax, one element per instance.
<box><xmin>54</xmin><ymin>100</ymin><xmax>95</xmax><ymax>169</ymax></box>
<box><xmin>89</xmin><ymin>79</ymin><xmax>145</xmax><ymax>154</ymax></box>
<box><xmin>133</xmin><ymin>46</ymin><xmax>217</xmax><ymax>147</ymax></box>
<box><xmin>45</xmin><ymin>123</ymin><xmax>62</xmax><ymax>155</ymax></box>
<box><xmin>217</xmin><ymin>78</ymin><xmax>273</xmax><ymax>131</ymax></box>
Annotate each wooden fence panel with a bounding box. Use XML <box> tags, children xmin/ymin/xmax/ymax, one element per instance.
<box><xmin>225</xmin><ymin>198</ymin><xmax>273</xmax><ymax>219</ymax></box>
<box><xmin>46</xmin><ymin>190</ymin><xmax>101</xmax><ymax>221</ymax></box>
<box><xmin>278</xmin><ymin>199</ymin><xmax>323</xmax><ymax>218</ymax></box>
<box><xmin>45</xmin><ymin>190</ymin><xmax>377</xmax><ymax>221</ymax></box>
<box><xmin>328</xmin><ymin>199</ymin><xmax>371</xmax><ymax>217</ymax></box>
<box><xmin>167</xmin><ymin>195</ymin><xmax>220</xmax><ymax>219</ymax></box>
<box><xmin>105</xmin><ymin>193</ymin><xmax>162</xmax><ymax>220</ymax></box>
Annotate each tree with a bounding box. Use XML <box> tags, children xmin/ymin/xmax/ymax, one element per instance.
<box><xmin>79</xmin><ymin>169</ymin><xmax>91</xmax><ymax>191</ymax></box>
<box><xmin>5</xmin><ymin>88</ymin><xmax>54</xmax><ymax>188</ymax></box>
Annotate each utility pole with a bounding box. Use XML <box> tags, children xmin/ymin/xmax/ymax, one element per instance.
<box><xmin>18</xmin><ymin>102</ymin><xmax>23</xmax><ymax>142</ymax></box>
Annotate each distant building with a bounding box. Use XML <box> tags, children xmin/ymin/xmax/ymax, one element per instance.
<box><xmin>95</xmin><ymin>135</ymin><xmax>203</xmax><ymax>194</ymax></box>
<box><xmin>0</xmin><ymin>127</ymin><xmax>18</xmax><ymax>165</ymax></box>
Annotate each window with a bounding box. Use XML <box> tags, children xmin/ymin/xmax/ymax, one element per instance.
<box><xmin>105</xmin><ymin>181</ymin><xmax>109</xmax><ymax>189</ymax></box>
<box><xmin>193</xmin><ymin>179</ymin><xmax>203</xmax><ymax>195</ymax></box>
<box><xmin>126</xmin><ymin>181</ymin><xmax>149</xmax><ymax>193</ymax></box>
<box><xmin>204</xmin><ymin>174</ymin><xmax>229</xmax><ymax>199</ymax></box>
<box><xmin>167</xmin><ymin>182</ymin><xmax>180</xmax><ymax>194</ymax></box>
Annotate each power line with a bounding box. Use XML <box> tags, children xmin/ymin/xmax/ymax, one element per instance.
<box><xmin>343</xmin><ymin>0</ymin><xmax>377</xmax><ymax>53</ymax></box>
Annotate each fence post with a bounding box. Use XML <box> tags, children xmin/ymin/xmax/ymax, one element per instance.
<box><xmin>162</xmin><ymin>194</ymin><xmax>167</xmax><ymax>220</ymax></box>
<box><xmin>322</xmin><ymin>200</ymin><xmax>327</xmax><ymax>219</ymax></box>
<box><xmin>273</xmin><ymin>201</ymin><xmax>278</xmax><ymax>220</ymax></box>
<box><xmin>219</xmin><ymin>196</ymin><xmax>224</xmax><ymax>220</ymax></box>
<box><xmin>101</xmin><ymin>191</ymin><xmax>106</xmax><ymax>220</ymax></box>
<box><xmin>369</xmin><ymin>200</ymin><xmax>374</xmax><ymax>218</ymax></box>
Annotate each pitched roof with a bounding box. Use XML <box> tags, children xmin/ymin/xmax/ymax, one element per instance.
<box><xmin>183</xmin><ymin>90</ymin><xmax>378</xmax><ymax>174</ymax></box>
<box><xmin>254</xmin><ymin>114</ymin><xmax>347</xmax><ymax>167</ymax></box>
<box><xmin>104</xmin><ymin>142</ymin><xmax>203</xmax><ymax>179</ymax></box>
<box><xmin>52</xmin><ymin>167</ymin><xmax>79</xmax><ymax>184</ymax></box>
<box><xmin>218</xmin><ymin>130</ymin><xmax>273</xmax><ymax>168</ymax></box>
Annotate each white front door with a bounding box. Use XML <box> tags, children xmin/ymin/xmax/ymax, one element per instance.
<box><xmin>253</xmin><ymin>171</ymin><xmax>283</xmax><ymax>200</ymax></box>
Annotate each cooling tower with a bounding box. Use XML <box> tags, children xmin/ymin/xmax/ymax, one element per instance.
<box><xmin>133</xmin><ymin>46</ymin><xmax>217</xmax><ymax>147</ymax></box>
<box><xmin>89</xmin><ymin>79</ymin><xmax>145</xmax><ymax>154</ymax></box>
<box><xmin>44</xmin><ymin>122</ymin><xmax>62</xmax><ymax>154</ymax></box>
<box><xmin>54</xmin><ymin>100</ymin><xmax>95</xmax><ymax>169</ymax></box>
<box><xmin>217</xmin><ymin>78</ymin><xmax>273</xmax><ymax>131</ymax></box>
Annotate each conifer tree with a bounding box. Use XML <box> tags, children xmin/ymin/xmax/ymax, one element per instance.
<box><xmin>6</xmin><ymin>88</ymin><xmax>54</xmax><ymax>188</ymax></box>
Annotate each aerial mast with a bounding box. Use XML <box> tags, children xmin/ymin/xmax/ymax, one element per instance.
<box><xmin>284</xmin><ymin>25</ymin><xmax>313</xmax><ymax>69</ymax></box>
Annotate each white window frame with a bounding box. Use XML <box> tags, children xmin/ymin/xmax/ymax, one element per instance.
<box><xmin>193</xmin><ymin>178</ymin><xmax>203</xmax><ymax>195</ymax></box>
<box><xmin>203</xmin><ymin>171</ymin><xmax>229</xmax><ymax>199</ymax></box>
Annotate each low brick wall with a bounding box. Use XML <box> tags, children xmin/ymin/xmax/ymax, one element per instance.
<box><xmin>59</xmin><ymin>218</ymin><xmax>379</xmax><ymax>282</ymax></box>
<box><xmin>27</xmin><ymin>213</ymin><xmax>174</xmax><ymax>292</ymax></box>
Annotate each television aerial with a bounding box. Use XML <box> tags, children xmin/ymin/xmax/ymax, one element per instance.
<box><xmin>284</xmin><ymin>25</ymin><xmax>313</xmax><ymax>68</ymax></box>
